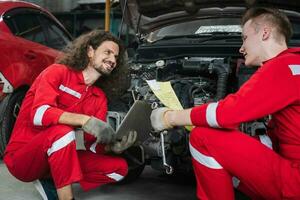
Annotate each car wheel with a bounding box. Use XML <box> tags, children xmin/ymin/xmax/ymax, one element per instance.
<box><xmin>119</xmin><ymin>145</ymin><xmax>146</xmax><ymax>184</ymax></box>
<box><xmin>120</xmin><ymin>162</ymin><xmax>146</xmax><ymax>184</ymax></box>
<box><xmin>0</xmin><ymin>90</ymin><xmax>26</xmax><ymax>157</ymax></box>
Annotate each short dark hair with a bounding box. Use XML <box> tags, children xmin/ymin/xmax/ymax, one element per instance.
<box><xmin>241</xmin><ymin>7</ymin><xmax>293</xmax><ymax>42</ymax></box>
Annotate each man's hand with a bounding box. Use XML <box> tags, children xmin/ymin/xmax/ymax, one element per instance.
<box><xmin>150</xmin><ymin>107</ymin><xmax>173</xmax><ymax>131</ymax></box>
<box><xmin>82</xmin><ymin>116</ymin><xmax>115</xmax><ymax>144</ymax></box>
<box><xmin>110</xmin><ymin>131</ymin><xmax>137</xmax><ymax>154</ymax></box>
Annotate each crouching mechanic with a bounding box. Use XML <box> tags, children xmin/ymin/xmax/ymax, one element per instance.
<box><xmin>3</xmin><ymin>30</ymin><xmax>136</xmax><ymax>200</ymax></box>
<box><xmin>151</xmin><ymin>7</ymin><xmax>300</xmax><ymax>200</ymax></box>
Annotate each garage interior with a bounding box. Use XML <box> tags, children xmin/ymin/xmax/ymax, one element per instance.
<box><xmin>2</xmin><ymin>0</ymin><xmax>299</xmax><ymax>200</ymax></box>
<box><xmin>0</xmin><ymin>1</ymin><xmax>201</xmax><ymax>199</ymax></box>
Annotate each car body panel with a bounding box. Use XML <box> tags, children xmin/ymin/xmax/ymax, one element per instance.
<box><xmin>0</xmin><ymin>34</ymin><xmax>59</xmax><ymax>89</ymax></box>
<box><xmin>0</xmin><ymin>0</ymin><xmax>71</xmax><ymax>96</ymax></box>
<box><xmin>120</xmin><ymin>0</ymin><xmax>300</xmax><ymax>34</ymax></box>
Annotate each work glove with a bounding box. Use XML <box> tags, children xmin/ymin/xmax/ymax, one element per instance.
<box><xmin>75</xmin><ymin>129</ymin><xmax>86</xmax><ymax>150</ymax></box>
<box><xmin>111</xmin><ymin>131</ymin><xmax>137</xmax><ymax>154</ymax></box>
<box><xmin>82</xmin><ymin>116</ymin><xmax>116</xmax><ymax>144</ymax></box>
<box><xmin>150</xmin><ymin>107</ymin><xmax>173</xmax><ymax>131</ymax></box>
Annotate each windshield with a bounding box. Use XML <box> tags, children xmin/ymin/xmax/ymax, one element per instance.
<box><xmin>146</xmin><ymin>18</ymin><xmax>241</xmax><ymax>42</ymax></box>
<box><xmin>146</xmin><ymin>17</ymin><xmax>300</xmax><ymax>43</ymax></box>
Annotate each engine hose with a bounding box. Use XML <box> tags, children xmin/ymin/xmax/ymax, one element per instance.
<box><xmin>181</xmin><ymin>60</ymin><xmax>229</xmax><ymax>101</ymax></box>
<box><xmin>211</xmin><ymin>63</ymin><xmax>229</xmax><ymax>100</ymax></box>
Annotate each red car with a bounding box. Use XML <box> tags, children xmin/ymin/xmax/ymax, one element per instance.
<box><xmin>0</xmin><ymin>1</ymin><xmax>72</xmax><ymax>156</ymax></box>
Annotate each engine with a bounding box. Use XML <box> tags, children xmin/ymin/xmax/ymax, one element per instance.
<box><xmin>127</xmin><ymin>57</ymin><xmax>232</xmax><ymax>174</ymax></box>
<box><xmin>109</xmin><ymin>55</ymin><xmax>266</xmax><ymax>175</ymax></box>
<box><xmin>130</xmin><ymin>57</ymin><xmax>231</xmax><ymax>105</ymax></box>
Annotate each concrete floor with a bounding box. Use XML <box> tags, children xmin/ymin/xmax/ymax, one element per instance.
<box><xmin>0</xmin><ymin>160</ymin><xmax>250</xmax><ymax>200</ymax></box>
<box><xmin>0</xmin><ymin>160</ymin><xmax>197</xmax><ymax>200</ymax></box>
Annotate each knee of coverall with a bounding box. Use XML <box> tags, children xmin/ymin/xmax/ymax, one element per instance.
<box><xmin>4</xmin><ymin>125</ymin><xmax>76</xmax><ymax>182</ymax></box>
<box><xmin>42</xmin><ymin>124</ymin><xmax>77</xmax><ymax>157</ymax></box>
<box><xmin>98</xmin><ymin>155</ymin><xmax>128</xmax><ymax>178</ymax></box>
<box><xmin>190</xmin><ymin>127</ymin><xmax>218</xmax><ymax>144</ymax></box>
<box><xmin>107</xmin><ymin>157</ymin><xmax>128</xmax><ymax>184</ymax></box>
<box><xmin>43</xmin><ymin>124</ymin><xmax>75</xmax><ymax>140</ymax></box>
<box><xmin>189</xmin><ymin>126</ymin><xmax>229</xmax><ymax>155</ymax></box>
<box><xmin>44</xmin><ymin>124</ymin><xmax>78</xmax><ymax>153</ymax></box>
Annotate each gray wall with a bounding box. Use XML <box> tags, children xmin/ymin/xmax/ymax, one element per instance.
<box><xmin>25</xmin><ymin>0</ymin><xmax>79</xmax><ymax>12</ymax></box>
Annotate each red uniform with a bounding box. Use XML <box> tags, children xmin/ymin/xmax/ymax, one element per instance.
<box><xmin>189</xmin><ymin>48</ymin><xmax>300</xmax><ymax>200</ymax></box>
<box><xmin>4</xmin><ymin>64</ymin><xmax>127</xmax><ymax>191</ymax></box>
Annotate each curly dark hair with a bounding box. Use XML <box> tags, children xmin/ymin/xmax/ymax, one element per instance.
<box><xmin>56</xmin><ymin>29</ymin><xmax>130</xmax><ymax>100</ymax></box>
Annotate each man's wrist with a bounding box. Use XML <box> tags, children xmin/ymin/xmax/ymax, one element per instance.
<box><xmin>164</xmin><ymin>110</ymin><xmax>174</xmax><ymax>128</ymax></box>
<box><xmin>81</xmin><ymin>115</ymin><xmax>91</xmax><ymax>127</ymax></box>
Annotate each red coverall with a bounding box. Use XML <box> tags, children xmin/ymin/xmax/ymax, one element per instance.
<box><xmin>4</xmin><ymin>64</ymin><xmax>127</xmax><ymax>191</ymax></box>
<box><xmin>189</xmin><ymin>48</ymin><xmax>300</xmax><ymax>200</ymax></box>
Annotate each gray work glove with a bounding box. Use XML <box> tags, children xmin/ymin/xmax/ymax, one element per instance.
<box><xmin>150</xmin><ymin>107</ymin><xmax>173</xmax><ymax>131</ymax></box>
<box><xmin>111</xmin><ymin>131</ymin><xmax>137</xmax><ymax>154</ymax></box>
<box><xmin>75</xmin><ymin>129</ymin><xmax>86</xmax><ymax>150</ymax></box>
<box><xmin>82</xmin><ymin>116</ymin><xmax>116</xmax><ymax>144</ymax></box>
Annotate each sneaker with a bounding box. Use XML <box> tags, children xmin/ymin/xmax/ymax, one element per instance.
<box><xmin>33</xmin><ymin>179</ymin><xmax>58</xmax><ymax>200</ymax></box>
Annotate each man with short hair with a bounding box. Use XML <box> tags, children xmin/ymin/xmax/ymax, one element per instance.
<box><xmin>4</xmin><ymin>30</ymin><xmax>136</xmax><ymax>200</ymax></box>
<box><xmin>151</xmin><ymin>7</ymin><xmax>300</xmax><ymax>200</ymax></box>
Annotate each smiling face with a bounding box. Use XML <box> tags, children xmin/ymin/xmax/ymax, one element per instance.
<box><xmin>239</xmin><ymin>20</ymin><xmax>264</xmax><ymax>67</ymax></box>
<box><xmin>88</xmin><ymin>40</ymin><xmax>119</xmax><ymax>76</ymax></box>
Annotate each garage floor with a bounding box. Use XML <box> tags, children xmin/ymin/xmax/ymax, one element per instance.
<box><xmin>0</xmin><ymin>160</ymin><xmax>250</xmax><ymax>200</ymax></box>
<box><xmin>0</xmin><ymin>160</ymin><xmax>198</xmax><ymax>200</ymax></box>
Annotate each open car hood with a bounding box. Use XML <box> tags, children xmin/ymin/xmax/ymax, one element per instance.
<box><xmin>120</xmin><ymin>0</ymin><xmax>300</xmax><ymax>34</ymax></box>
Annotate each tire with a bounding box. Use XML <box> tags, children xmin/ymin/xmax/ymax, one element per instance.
<box><xmin>120</xmin><ymin>162</ymin><xmax>145</xmax><ymax>184</ymax></box>
<box><xmin>0</xmin><ymin>90</ymin><xmax>26</xmax><ymax>157</ymax></box>
<box><xmin>118</xmin><ymin>145</ymin><xmax>146</xmax><ymax>184</ymax></box>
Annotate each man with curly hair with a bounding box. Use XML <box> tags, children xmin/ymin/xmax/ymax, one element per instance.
<box><xmin>4</xmin><ymin>30</ymin><xmax>136</xmax><ymax>200</ymax></box>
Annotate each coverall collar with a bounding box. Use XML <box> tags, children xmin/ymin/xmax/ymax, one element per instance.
<box><xmin>76</xmin><ymin>70</ymin><xmax>103</xmax><ymax>97</ymax></box>
<box><xmin>263</xmin><ymin>47</ymin><xmax>300</xmax><ymax>64</ymax></box>
<box><xmin>75</xmin><ymin>70</ymin><xmax>85</xmax><ymax>85</ymax></box>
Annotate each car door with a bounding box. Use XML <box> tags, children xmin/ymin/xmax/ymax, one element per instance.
<box><xmin>2</xmin><ymin>7</ymin><xmax>71</xmax><ymax>86</ymax></box>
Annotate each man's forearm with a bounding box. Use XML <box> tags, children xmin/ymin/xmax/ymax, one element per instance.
<box><xmin>58</xmin><ymin>112</ymin><xmax>90</xmax><ymax>127</ymax></box>
<box><xmin>166</xmin><ymin>108</ymin><xmax>193</xmax><ymax>127</ymax></box>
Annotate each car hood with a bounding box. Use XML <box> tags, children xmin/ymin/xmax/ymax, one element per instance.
<box><xmin>120</xmin><ymin>0</ymin><xmax>300</xmax><ymax>34</ymax></box>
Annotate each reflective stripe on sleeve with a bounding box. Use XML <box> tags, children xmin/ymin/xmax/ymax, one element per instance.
<box><xmin>59</xmin><ymin>84</ymin><xmax>81</xmax><ymax>99</ymax></box>
<box><xmin>259</xmin><ymin>135</ymin><xmax>273</xmax><ymax>149</ymax></box>
<box><xmin>189</xmin><ymin>143</ymin><xmax>223</xmax><ymax>169</ymax></box>
<box><xmin>33</xmin><ymin>105</ymin><xmax>50</xmax><ymax>126</ymax></box>
<box><xmin>288</xmin><ymin>65</ymin><xmax>300</xmax><ymax>75</ymax></box>
<box><xmin>206</xmin><ymin>102</ymin><xmax>220</xmax><ymax>128</ymax></box>
<box><xmin>106</xmin><ymin>172</ymin><xmax>124</xmax><ymax>181</ymax></box>
<box><xmin>47</xmin><ymin>131</ymin><xmax>75</xmax><ymax>156</ymax></box>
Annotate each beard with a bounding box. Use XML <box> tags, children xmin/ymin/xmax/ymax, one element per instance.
<box><xmin>93</xmin><ymin>64</ymin><xmax>112</xmax><ymax>77</ymax></box>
